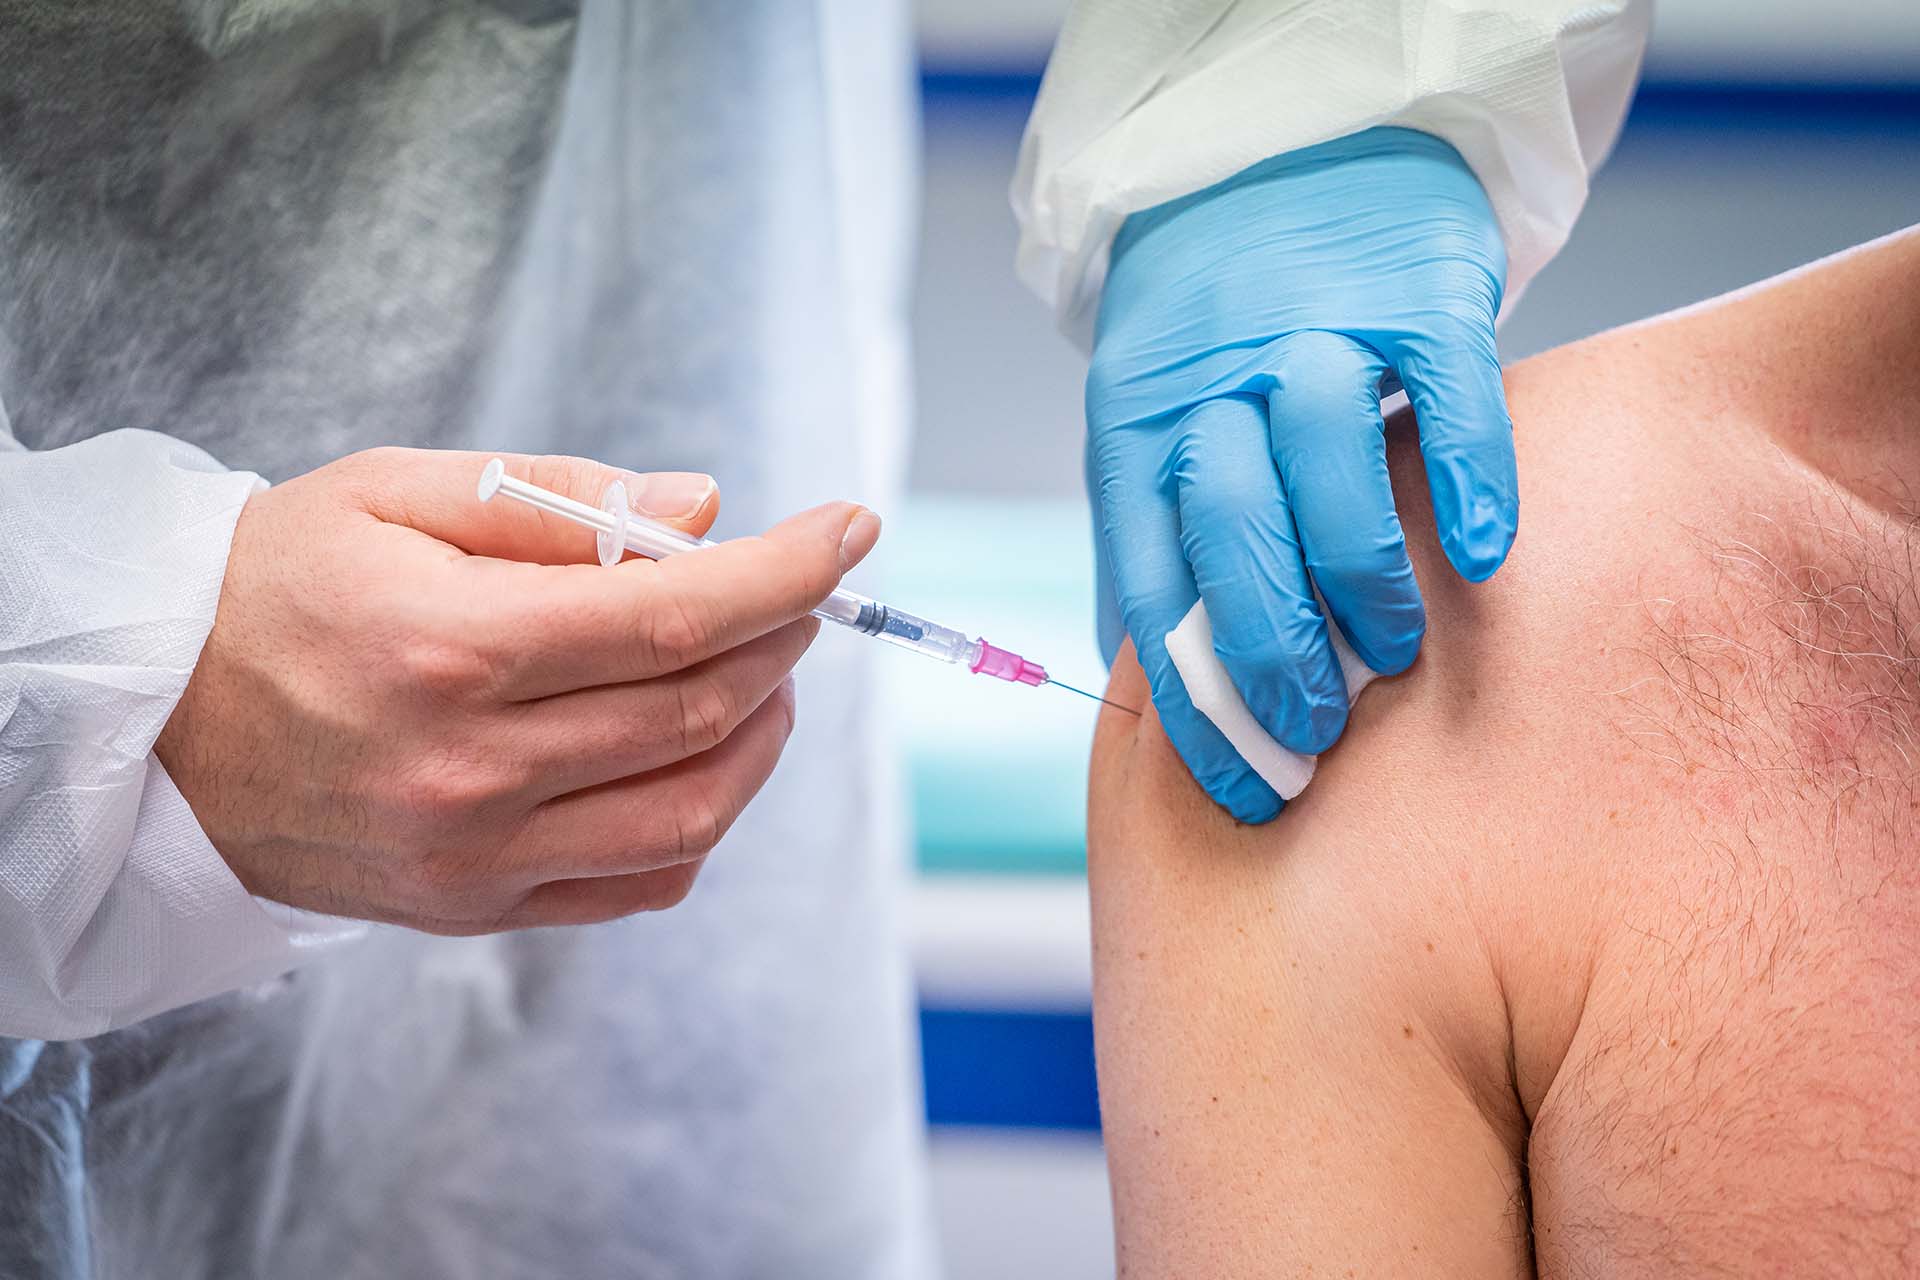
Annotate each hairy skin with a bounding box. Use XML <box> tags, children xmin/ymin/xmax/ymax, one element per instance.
<box><xmin>1088</xmin><ymin>229</ymin><xmax>1920</xmax><ymax>1277</ymax></box>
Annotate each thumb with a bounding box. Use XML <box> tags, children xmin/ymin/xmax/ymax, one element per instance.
<box><xmin>353</xmin><ymin>448</ymin><xmax>721</xmax><ymax>564</ymax></box>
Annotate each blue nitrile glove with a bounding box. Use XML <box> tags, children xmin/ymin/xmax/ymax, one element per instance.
<box><xmin>1087</xmin><ymin>127</ymin><xmax>1516</xmax><ymax>823</ymax></box>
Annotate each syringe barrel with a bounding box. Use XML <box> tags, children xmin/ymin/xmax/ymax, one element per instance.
<box><xmin>478</xmin><ymin>466</ymin><xmax>993</xmax><ymax>670</ymax></box>
<box><xmin>584</xmin><ymin>477</ymin><xmax>973</xmax><ymax>663</ymax></box>
<box><xmin>815</xmin><ymin>591</ymin><xmax>975</xmax><ymax>664</ymax></box>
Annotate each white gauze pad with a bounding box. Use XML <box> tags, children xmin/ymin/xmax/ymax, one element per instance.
<box><xmin>1164</xmin><ymin>601</ymin><xmax>1382</xmax><ymax>801</ymax></box>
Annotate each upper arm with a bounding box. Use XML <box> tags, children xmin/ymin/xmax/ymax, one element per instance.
<box><xmin>1087</xmin><ymin>649</ymin><xmax>1531</xmax><ymax>1277</ymax></box>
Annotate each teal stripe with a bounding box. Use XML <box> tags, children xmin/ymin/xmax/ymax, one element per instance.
<box><xmin>885</xmin><ymin>497</ymin><xmax>1102</xmax><ymax>877</ymax></box>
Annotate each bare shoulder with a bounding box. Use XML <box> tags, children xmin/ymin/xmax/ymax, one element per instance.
<box><xmin>1087</xmin><ymin>228</ymin><xmax>1920</xmax><ymax>1276</ymax></box>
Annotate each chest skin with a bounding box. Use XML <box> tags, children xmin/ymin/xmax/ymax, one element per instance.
<box><xmin>1507</xmin><ymin>434</ymin><xmax>1918</xmax><ymax>1277</ymax></box>
<box><xmin>1383</xmin><ymin>314</ymin><xmax>1920</xmax><ymax>1276</ymax></box>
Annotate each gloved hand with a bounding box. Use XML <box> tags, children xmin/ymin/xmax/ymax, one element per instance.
<box><xmin>1087</xmin><ymin>127</ymin><xmax>1516</xmax><ymax>823</ymax></box>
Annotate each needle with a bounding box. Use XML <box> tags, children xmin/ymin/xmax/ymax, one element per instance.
<box><xmin>1046</xmin><ymin>678</ymin><xmax>1141</xmax><ymax>716</ymax></box>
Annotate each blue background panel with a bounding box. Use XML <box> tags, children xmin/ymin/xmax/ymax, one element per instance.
<box><xmin>920</xmin><ymin>1006</ymin><xmax>1101</xmax><ymax>1132</ymax></box>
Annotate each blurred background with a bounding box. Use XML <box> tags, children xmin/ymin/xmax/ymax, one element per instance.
<box><xmin>891</xmin><ymin>3</ymin><xmax>1920</xmax><ymax>1275</ymax></box>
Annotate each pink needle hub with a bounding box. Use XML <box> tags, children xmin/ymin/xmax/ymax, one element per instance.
<box><xmin>969</xmin><ymin>639</ymin><xmax>1048</xmax><ymax>687</ymax></box>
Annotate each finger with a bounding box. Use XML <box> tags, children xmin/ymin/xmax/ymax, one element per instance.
<box><xmin>498</xmin><ymin>859</ymin><xmax>709</xmax><ymax>930</ymax></box>
<box><xmin>501</xmin><ymin>678</ymin><xmax>797</xmax><ymax>879</ymax></box>
<box><xmin>1264</xmin><ymin>331</ymin><xmax>1425</xmax><ymax>677</ymax></box>
<box><xmin>1095</xmin><ymin>410</ymin><xmax>1282</xmax><ymax>823</ymax></box>
<box><xmin>461</xmin><ymin>500</ymin><xmax>876</xmax><ymax>691</ymax></box>
<box><xmin>506</xmin><ymin>618</ymin><xmax>818</xmax><ymax>789</ymax></box>
<box><xmin>1171</xmin><ymin>395</ymin><xmax>1350</xmax><ymax>756</ymax></box>
<box><xmin>1389</xmin><ymin>319</ymin><xmax>1518</xmax><ymax>583</ymax></box>
<box><xmin>354</xmin><ymin>448</ymin><xmax>721</xmax><ymax>561</ymax></box>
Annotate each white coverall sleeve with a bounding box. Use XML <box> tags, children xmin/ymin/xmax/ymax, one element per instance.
<box><xmin>1013</xmin><ymin>0</ymin><xmax>1653</xmax><ymax>346</ymax></box>
<box><xmin>0</xmin><ymin>425</ymin><xmax>364</xmax><ymax>1041</ymax></box>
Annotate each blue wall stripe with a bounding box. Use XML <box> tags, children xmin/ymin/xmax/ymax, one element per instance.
<box><xmin>919</xmin><ymin>67</ymin><xmax>1920</xmax><ymax>133</ymax></box>
<box><xmin>1622</xmin><ymin>81</ymin><xmax>1920</xmax><ymax>132</ymax></box>
<box><xmin>920</xmin><ymin>1005</ymin><xmax>1102</xmax><ymax>1132</ymax></box>
<box><xmin>919</xmin><ymin>68</ymin><xmax>1043</xmax><ymax>102</ymax></box>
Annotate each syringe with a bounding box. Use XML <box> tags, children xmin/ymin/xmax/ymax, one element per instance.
<box><xmin>476</xmin><ymin>460</ymin><xmax>1135</xmax><ymax>712</ymax></box>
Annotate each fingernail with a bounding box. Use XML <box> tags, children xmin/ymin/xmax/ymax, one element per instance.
<box><xmin>839</xmin><ymin>508</ymin><xmax>882</xmax><ymax>571</ymax></box>
<box><xmin>629</xmin><ymin>471</ymin><xmax>715</xmax><ymax>518</ymax></box>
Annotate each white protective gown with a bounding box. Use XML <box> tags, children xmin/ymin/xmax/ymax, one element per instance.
<box><xmin>1</xmin><ymin>2</ymin><xmax>930</xmax><ymax>1276</ymax></box>
<box><xmin>1016</xmin><ymin>0</ymin><xmax>1654</xmax><ymax>343</ymax></box>
<box><xmin>0</xmin><ymin>1</ymin><xmax>1647</xmax><ymax>1276</ymax></box>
